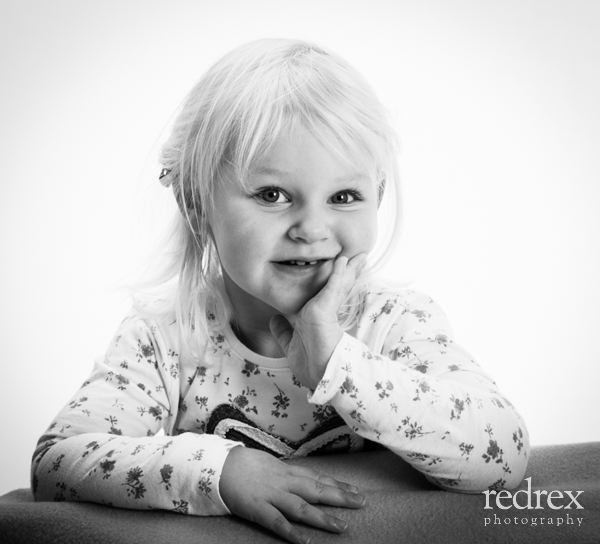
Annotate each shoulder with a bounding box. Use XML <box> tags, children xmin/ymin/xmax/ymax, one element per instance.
<box><xmin>361</xmin><ymin>279</ymin><xmax>442</xmax><ymax>320</ymax></box>
<box><xmin>110</xmin><ymin>295</ymin><xmax>180</xmax><ymax>348</ymax></box>
<box><xmin>355</xmin><ymin>279</ymin><xmax>454</xmax><ymax>348</ymax></box>
<box><xmin>129</xmin><ymin>294</ymin><xmax>219</xmax><ymax>360</ymax></box>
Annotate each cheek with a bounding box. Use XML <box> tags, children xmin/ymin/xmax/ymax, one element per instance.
<box><xmin>342</xmin><ymin>212</ymin><xmax>378</xmax><ymax>254</ymax></box>
<box><xmin>358</xmin><ymin>226</ymin><xmax>378</xmax><ymax>254</ymax></box>
<box><xmin>211</xmin><ymin>217</ymin><xmax>267</xmax><ymax>275</ymax></box>
<box><xmin>208</xmin><ymin>187</ymin><xmax>266</xmax><ymax>266</ymax></box>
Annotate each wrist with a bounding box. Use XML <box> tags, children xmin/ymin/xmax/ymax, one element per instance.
<box><xmin>307</xmin><ymin>326</ymin><xmax>344</xmax><ymax>389</ymax></box>
<box><xmin>307</xmin><ymin>331</ymin><xmax>353</xmax><ymax>403</ymax></box>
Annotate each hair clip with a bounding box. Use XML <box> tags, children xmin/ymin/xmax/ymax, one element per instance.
<box><xmin>159</xmin><ymin>168</ymin><xmax>172</xmax><ymax>187</ymax></box>
<box><xmin>378</xmin><ymin>176</ymin><xmax>387</xmax><ymax>204</ymax></box>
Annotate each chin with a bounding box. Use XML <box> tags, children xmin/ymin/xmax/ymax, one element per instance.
<box><xmin>264</xmin><ymin>281</ymin><xmax>326</xmax><ymax>316</ymax></box>
<box><xmin>274</xmin><ymin>301</ymin><xmax>307</xmax><ymax>317</ymax></box>
<box><xmin>271</xmin><ymin>293</ymin><xmax>315</xmax><ymax>317</ymax></box>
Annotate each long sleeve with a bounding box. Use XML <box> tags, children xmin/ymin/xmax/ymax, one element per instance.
<box><xmin>31</xmin><ymin>310</ymin><xmax>242</xmax><ymax>515</ymax></box>
<box><xmin>308</xmin><ymin>288</ymin><xmax>529</xmax><ymax>492</ymax></box>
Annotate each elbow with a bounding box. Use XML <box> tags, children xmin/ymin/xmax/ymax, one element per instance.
<box><xmin>30</xmin><ymin>436</ymin><xmax>62</xmax><ymax>500</ymax></box>
<box><xmin>426</xmin><ymin>446</ymin><xmax>531</xmax><ymax>494</ymax></box>
<box><xmin>458</xmin><ymin>410</ymin><xmax>531</xmax><ymax>492</ymax></box>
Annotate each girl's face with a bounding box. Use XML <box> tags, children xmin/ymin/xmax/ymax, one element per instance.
<box><xmin>208</xmin><ymin>127</ymin><xmax>379</xmax><ymax>322</ymax></box>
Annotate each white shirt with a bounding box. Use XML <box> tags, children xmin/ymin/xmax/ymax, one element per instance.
<box><xmin>32</xmin><ymin>284</ymin><xmax>529</xmax><ymax>515</ymax></box>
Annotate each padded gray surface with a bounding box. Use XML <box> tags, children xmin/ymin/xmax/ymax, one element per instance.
<box><xmin>1</xmin><ymin>443</ymin><xmax>599</xmax><ymax>543</ymax></box>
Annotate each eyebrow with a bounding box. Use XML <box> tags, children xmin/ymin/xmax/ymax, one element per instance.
<box><xmin>253</xmin><ymin>167</ymin><xmax>290</xmax><ymax>178</ymax></box>
<box><xmin>253</xmin><ymin>167</ymin><xmax>372</xmax><ymax>184</ymax></box>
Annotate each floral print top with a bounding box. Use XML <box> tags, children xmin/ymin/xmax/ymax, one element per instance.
<box><xmin>31</xmin><ymin>285</ymin><xmax>529</xmax><ymax>515</ymax></box>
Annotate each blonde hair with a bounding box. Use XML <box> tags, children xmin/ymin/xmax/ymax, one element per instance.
<box><xmin>151</xmin><ymin>39</ymin><xmax>401</xmax><ymax>353</ymax></box>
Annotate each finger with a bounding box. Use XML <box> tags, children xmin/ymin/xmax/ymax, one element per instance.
<box><xmin>314</xmin><ymin>255</ymin><xmax>348</xmax><ymax>309</ymax></box>
<box><xmin>288</xmin><ymin>475</ymin><xmax>366</xmax><ymax>509</ymax></box>
<box><xmin>288</xmin><ymin>466</ymin><xmax>359</xmax><ymax>494</ymax></box>
<box><xmin>270</xmin><ymin>314</ymin><xmax>294</xmax><ymax>356</ymax></box>
<box><xmin>317</xmin><ymin>253</ymin><xmax>367</xmax><ymax>311</ymax></box>
<box><xmin>255</xmin><ymin>502</ymin><xmax>312</xmax><ymax>544</ymax></box>
<box><xmin>278</xmin><ymin>495</ymin><xmax>349</xmax><ymax>534</ymax></box>
<box><xmin>346</xmin><ymin>252</ymin><xmax>368</xmax><ymax>280</ymax></box>
<box><xmin>342</xmin><ymin>253</ymin><xmax>367</xmax><ymax>293</ymax></box>
<box><xmin>311</xmin><ymin>475</ymin><xmax>359</xmax><ymax>494</ymax></box>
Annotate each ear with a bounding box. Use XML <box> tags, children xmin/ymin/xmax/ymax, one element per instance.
<box><xmin>377</xmin><ymin>177</ymin><xmax>387</xmax><ymax>208</ymax></box>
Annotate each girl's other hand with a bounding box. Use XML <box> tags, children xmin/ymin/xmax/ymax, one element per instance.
<box><xmin>270</xmin><ymin>253</ymin><xmax>367</xmax><ymax>390</ymax></box>
<box><xmin>219</xmin><ymin>446</ymin><xmax>366</xmax><ymax>544</ymax></box>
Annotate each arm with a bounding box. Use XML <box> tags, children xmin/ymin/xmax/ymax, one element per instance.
<box><xmin>270</xmin><ymin>256</ymin><xmax>529</xmax><ymax>492</ymax></box>
<box><xmin>31</xmin><ymin>309</ymin><xmax>241</xmax><ymax>515</ymax></box>
<box><xmin>32</xmin><ymin>308</ymin><xmax>367</xmax><ymax>544</ymax></box>
<box><xmin>308</xmin><ymin>289</ymin><xmax>530</xmax><ymax>492</ymax></box>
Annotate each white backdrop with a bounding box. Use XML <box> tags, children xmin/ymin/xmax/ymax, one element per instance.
<box><xmin>1</xmin><ymin>0</ymin><xmax>599</xmax><ymax>496</ymax></box>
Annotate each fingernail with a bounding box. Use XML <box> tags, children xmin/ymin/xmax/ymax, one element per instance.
<box><xmin>333</xmin><ymin>518</ymin><xmax>348</xmax><ymax>531</ymax></box>
<box><xmin>348</xmin><ymin>485</ymin><xmax>358</xmax><ymax>494</ymax></box>
<box><xmin>353</xmin><ymin>493</ymin><xmax>366</xmax><ymax>506</ymax></box>
<box><xmin>292</xmin><ymin>531</ymin><xmax>310</xmax><ymax>544</ymax></box>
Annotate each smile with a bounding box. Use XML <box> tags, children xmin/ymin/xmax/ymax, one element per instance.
<box><xmin>272</xmin><ymin>259</ymin><xmax>330</xmax><ymax>274</ymax></box>
<box><xmin>281</xmin><ymin>260</ymin><xmax>319</xmax><ymax>266</ymax></box>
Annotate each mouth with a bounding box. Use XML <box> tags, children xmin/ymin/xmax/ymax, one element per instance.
<box><xmin>272</xmin><ymin>259</ymin><xmax>332</xmax><ymax>275</ymax></box>
<box><xmin>274</xmin><ymin>256</ymin><xmax>336</xmax><ymax>267</ymax></box>
<box><xmin>277</xmin><ymin>260</ymin><xmax>322</xmax><ymax>266</ymax></box>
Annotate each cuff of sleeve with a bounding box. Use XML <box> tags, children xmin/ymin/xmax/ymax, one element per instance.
<box><xmin>307</xmin><ymin>333</ymin><xmax>362</xmax><ymax>406</ymax></box>
<box><xmin>182</xmin><ymin>433</ymin><xmax>245</xmax><ymax>516</ymax></box>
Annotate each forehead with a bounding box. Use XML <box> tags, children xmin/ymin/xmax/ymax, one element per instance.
<box><xmin>249</xmin><ymin>127</ymin><xmax>374</xmax><ymax>185</ymax></box>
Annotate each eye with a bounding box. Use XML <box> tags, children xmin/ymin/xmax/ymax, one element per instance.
<box><xmin>254</xmin><ymin>187</ymin><xmax>289</xmax><ymax>204</ymax></box>
<box><xmin>330</xmin><ymin>190</ymin><xmax>361</xmax><ymax>205</ymax></box>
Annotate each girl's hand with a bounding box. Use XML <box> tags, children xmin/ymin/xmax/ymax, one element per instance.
<box><xmin>270</xmin><ymin>253</ymin><xmax>366</xmax><ymax>390</ymax></box>
<box><xmin>219</xmin><ymin>446</ymin><xmax>366</xmax><ymax>544</ymax></box>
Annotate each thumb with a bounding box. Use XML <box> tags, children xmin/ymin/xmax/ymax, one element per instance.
<box><xmin>269</xmin><ymin>314</ymin><xmax>294</xmax><ymax>356</ymax></box>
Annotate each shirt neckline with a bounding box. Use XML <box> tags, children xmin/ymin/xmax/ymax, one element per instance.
<box><xmin>223</xmin><ymin>323</ymin><xmax>290</xmax><ymax>369</ymax></box>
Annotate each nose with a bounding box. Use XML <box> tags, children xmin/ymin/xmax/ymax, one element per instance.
<box><xmin>287</xmin><ymin>206</ymin><xmax>331</xmax><ymax>244</ymax></box>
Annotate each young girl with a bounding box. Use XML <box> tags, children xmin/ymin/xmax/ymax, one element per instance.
<box><xmin>32</xmin><ymin>39</ymin><xmax>529</xmax><ymax>544</ymax></box>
